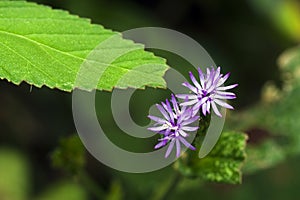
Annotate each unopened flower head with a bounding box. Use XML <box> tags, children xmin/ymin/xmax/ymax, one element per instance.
<box><xmin>147</xmin><ymin>94</ymin><xmax>199</xmax><ymax>158</ymax></box>
<box><xmin>176</xmin><ymin>67</ymin><xmax>238</xmax><ymax>117</ymax></box>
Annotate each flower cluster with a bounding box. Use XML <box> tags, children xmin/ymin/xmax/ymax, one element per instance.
<box><xmin>177</xmin><ymin>67</ymin><xmax>238</xmax><ymax>117</ymax></box>
<box><xmin>148</xmin><ymin>94</ymin><xmax>199</xmax><ymax>158</ymax></box>
<box><xmin>148</xmin><ymin>67</ymin><xmax>237</xmax><ymax>158</ymax></box>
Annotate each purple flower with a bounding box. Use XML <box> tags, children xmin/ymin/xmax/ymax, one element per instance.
<box><xmin>176</xmin><ymin>67</ymin><xmax>238</xmax><ymax>117</ymax></box>
<box><xmin>148</xmin><ymin>94</ymin><xmax>199</xmax><ymax>158</ymax></box>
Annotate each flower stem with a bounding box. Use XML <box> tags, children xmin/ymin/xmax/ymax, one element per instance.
<box><xmin>151</xmin><ymin>171</ymin><xmax>182</xmax><ymax>200</ymax></box>
<box><xmin>193</xmin><ymin>113</ymin><xmax>211</xmax><ymax>148</ymax></box>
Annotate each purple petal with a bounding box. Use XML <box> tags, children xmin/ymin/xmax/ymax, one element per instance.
<box><xmin>206</xmin><ymin>81</ymin><xmax>218</xmax><ymax>94</ymax></box>
<box><xmin>206</xmin><ymin>67</ymin><xmax>211</xmax><ymax>78</ymax></box>
<box><xmin>165</xmin><ymin>99</ymin><xmax>175</xmax><ymax>123</ymax></box>
<box><xmin>171</xmin><ymin>94</ymin><xmax>179</xmax><ymax>114</ymax></box>
<box><xmin>162</xmin><ymin>128</ymin><xmax>171</xmax><ymax>136</ymax></box>
<box><xmin>182</xmin><ymin>82</ymin><xmax>198</xmax><ymax>94</ymax></box>
<box><xmin>176</xmin><ymin>94</ymin><xmax>198</xmax><ymax>100</ymax></box>
<box><xmin>198</xmin><ymin>96</ymin><xmax>209</xmax><ymax>105</ymax></box>
<box><xmin>215</xmin><ymin>91</ymin><xmax>236</xmax><ymax>96</ymax></box>
<box><xmin>176</xmin><ymin>139</ymin><xmax>181</xmax><ymax>157</ymax></box>
<box><xmin>217</xmin><ymin>72</ymin><xmax>230</xmax><ymax>87</ymax></box>
<box><xmin>148</xmin><ymin>115</ymin><xmax>166</xmax><ymax>124</ymax></box>
<box><xmin>178</xmin><ymin>136</ymin><xmax>196</xmax><ymax>150</ymax></box>
<box><xmin>178</xmin><ymin>106</ymin><xmax>192</xmax><ymax>118</ymax></box>
<box><xmin>214</xmin><ymin>99</ymin><xmax>234</xmax><ymax>109</ymax></box>
<box><xmin>154</xmin><ymin>139</ymin><xmax>168</xmax><ymax>149</ymax></box>
<box><xmin>156</xmin><ymin>104</ymin><xmax>170</xmax><ymax>120</ymax></box>
<box><xmin>211</xmin><ymin>101</ymin><xmax>222</xmax><ymax>117</ymax></box>
<box><xmin>161</xmin><ymin>102</ymin><xmax>174</xmax><ymax>124</ymax></box>
<box><xmin>189</xmin><ymin>71</ymin><xmax>201</xmax><ymax>89</ymax></box>
<box><xmin>191</xmin><ymin>101</ymin><xmax>201</xmax><ymax>114</ymax></box>
<box><xmin>206</xmin><ymin>101</ymin><xmax>211</xmax><ymax>113</ymax></box>
<box><xmin>217</xmin><ymin>84</ymin><xmax>238</xmax><ymax>91</ymax></box>
<box><xmin>165</xmin><ymin>139</ymin><xmax>175</xmax><ymax>158</ymax></box>
<box><xmin>180</xmin><ymin>99</ymin><xmax>198</xmax><ymax>106</ymax></box>
<box><xmin>180</xmin><ymin>103</ymin><xmax>187</xmax><ymax>113</ymax></box>
<box><xmin>165</xmin><ymin>99</ymin><xmax>172</xmax><ymax>111</ymax></box>
<box><xmin>148</xmin><ymin>126</ymin><xmax>167</xmax><ymax>132</ymax></box>
<box><xmin>202</xmin><ymin>102</ymin><xmax>207</xmax><ymax>116</ymax></box>
<box><xmin>177</xmin><ymin>110</ymin><xmax>191</xmax><ymax>124</ymax></box>
<box><xmin>181</xmin><ymin>126</ymin><xmax>199</xmax><ymax>132</ymax></box>
<box><xmin>214</xmin><ymin>94</ymin><xmax>236</xmax><ymax>100</ymax></box>
<box><xmin>213</xmin><ymin>67</ymin><xmax>221</xmax><ymax>83</ymax></box>
<box><xmin>178</xmin><ymin>130</ymin><xmax>188</xmax><ymax>137</ymax></box>
<box><xmin>198</xmin><ymin>67</ymin><xmax>206</xmax><ymax>87</ymax></box>
<box><xmin>181</xmin><ymin>115</ymin><xmax>200</xmax><ymax>126</ymax></box>
<box><xmin>205</xmin><ymin>68</ymin><xmax>215</xmax><ymax>90</ymax></box>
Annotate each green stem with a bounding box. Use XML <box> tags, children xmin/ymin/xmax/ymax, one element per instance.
<box><xmin>152</xmin><ymin>114</ymin><xmax>211</xmax><ymax>200</ymax></box>
<box><xmin>193</xmin><ymin>113</ymin><xmax>211</xmax><ymax>148</ymax></box>
<box><xmin>151</xmin><ymin>172</ymin><xmax>182</xmax><ymax>200</ymax></box>
<box><xmin>78</xmin><ymin>170</ymin><xmax>106</xmax><ymax>199</ymax></box>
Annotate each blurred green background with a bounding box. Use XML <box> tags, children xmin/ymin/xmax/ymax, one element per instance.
<box><xmin>1</xmin><ymin>0</ymin><xmax>300</xmax><ymax>199</ymax></box>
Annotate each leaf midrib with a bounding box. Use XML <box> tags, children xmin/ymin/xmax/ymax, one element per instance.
<box><xmin>0</xmin><ymin>29</ymin><xmax>165</xmax><ymax>80</ymax></box>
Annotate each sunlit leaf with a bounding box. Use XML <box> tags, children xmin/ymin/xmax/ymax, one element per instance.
<box><xmin>176</xmin><ymin>132</ymin><xmax>247</xmax><ymax>184</ymax></box>
<box><xmin>0</xmin><ymin>1</ymin><xmax>168</xmax><ymax>92</ymax></box>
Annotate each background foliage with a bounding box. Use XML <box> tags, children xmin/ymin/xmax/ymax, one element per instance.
<box><xmin>1</xmin><ymin>0</ymin><xmax>300</xmax><ymax>199</ymax></box>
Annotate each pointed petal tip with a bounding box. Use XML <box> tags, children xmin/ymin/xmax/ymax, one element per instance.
<box><xmin>189</xmin><ymin>145</ymin><xmax>196</xmax><ymax>151</ymax></box>
<box><xmin>215</xmin><ymin>113</ymin><xmax>222</xmax><ymax>117</ymax></box>
<box><xmin>230</xmin><ymin>83</ymin><xmax>239</xmax><ymax>89</ymax></box>
<box><xmin>225</xmin><ymin>72</ymin><xmax>231</xmax><ymax>77</ymax></box>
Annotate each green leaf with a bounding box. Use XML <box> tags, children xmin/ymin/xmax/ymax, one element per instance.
<box><xmin>0</xmin><ymin>1</ymin><xmax>168</xmax><ymax>91</ymax></box>
<box><xmin>51</xmin><ymin>135</ymin><xmax>85</xmax><ymax>175</ymax></box>
<box><xmin>226</xmin><ymin>45</ymin><xmax>300</xmax><ymax>174</ymax></box>
<box><xmin>176</xmin><ymin>132</ymin><xmax>248</xmax><ymax>184</ymax></box>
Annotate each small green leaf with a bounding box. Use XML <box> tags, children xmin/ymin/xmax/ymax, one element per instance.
<box><xmin>0</xmin><ymin>1</ymin><xmax>168</xmax><ymax>91</ymax></box>
<box><xmin>176</xmin><ymin>132</ymin><xmax>248</xmax><ymax>184</ymax></box>
<box><xmin>51</xmin><ymin>135</ymin><xmax>85</xmax><ymax>175</ymax></box>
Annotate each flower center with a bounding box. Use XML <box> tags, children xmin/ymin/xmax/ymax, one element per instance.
<box><xmin>165</xmin><ymin>121</ymin><xmax>179</xmax><ymax>131</ymax></box>
<box><xmin>201</xmin><ymin>89</ymin><xmax>208</xmax><ymax>96</ymax></box>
